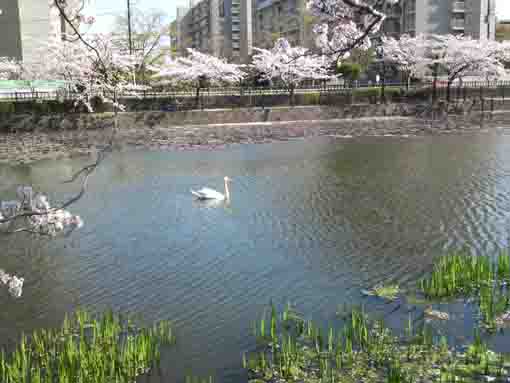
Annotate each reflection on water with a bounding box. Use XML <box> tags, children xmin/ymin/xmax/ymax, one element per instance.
<box><xmin>2</xmin><ymin>134</ymin><xmax>510</xmax><ymax>381</ymax></box>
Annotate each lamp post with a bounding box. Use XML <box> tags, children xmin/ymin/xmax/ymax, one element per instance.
<box><xmin>376</xmin><ymin>45</ymin><xmax>386</xmax><ymax>103</ymax></box>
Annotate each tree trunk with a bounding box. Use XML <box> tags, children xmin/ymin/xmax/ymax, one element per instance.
<box><xmin>446</xmin><ymin>79</ymin><xmax>453</xmax><ymax>103</ymax></box>
<box><xmin>195</xmin><ymin>86</ymin><xmax>200</xmax><ymax>108</ymax></box>
<box><xmin>289</xmin><ymin>86</ymin><xmax>295</xmax><ymax>107</ymax></box>
<box><xmin>432</xmin><ymin>63</ymin><xmax>439</xmax><ymax>104</ymax></box>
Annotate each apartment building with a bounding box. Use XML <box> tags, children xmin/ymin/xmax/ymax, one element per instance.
<box><xmin>253</xmin><ymin>0</ymin><xmax>316</xmax><ymax>50</ymax></box>
<box><xmin>0</xmin><ymin>0</ymin><xmax>63</xmax><ymax>63</ymax></box>
<box><xmin>174</xmin><ymin>0</ymin><xmax>252</xmax><ymax>63</ymax></box>
<box><xmin>386</xmin><ymin>0</ymin><xmax>496</xmax><ymax>39</ymax></box>
<box><xmin>496</xmin><ymin>20</ymin><xmax>510</xmax><ymax>41</ymax></box>
<box><xmin>223</xmin><ymin>0</ymin><xmax>253</xmax><ymax>62</ymax></box>
<box><xmin>172</xmin><ymin>0</ymin><xmax>497</xmax><ymax>65</ymax></box>
<box><xmin>184</xmin><ymin>0</ymin><xmax>223</xmax><ymax>56</ymax></box>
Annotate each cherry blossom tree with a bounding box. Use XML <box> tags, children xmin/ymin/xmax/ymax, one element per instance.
<box><xmin>0</xmin><ymin>58</ymin><xmax>22</xmax><ymax>80</ymax></box>
<box><xmin>433</xmin><ymin>35</ymin><xmax>508</xmax><ymax>101</ymax></box>
<box><xmin>156</xmin><ymin>48</ymin><xmax>246</xmax><ymax>105</ymax></box>
<box><xmin>382</xmin><ymin>34</ymin><xmax>509</xmax><ymax>102</ymax></box>
<box><xmin>113</xmin><ymin>8</ymin><xmax>170</xmax><ymax>84</ymax></box>
<box><xmin>381</xmin><ymin>34</ymin><xmax>431</xmax><ymax>89</ymax></box>
<box><xmin>307</xmin><ymin>0</ymin><xmax>399</xmax><ymax>65</ymax></box>
<box><xmin>252</xmin><ymin>38</ymin><xmax>331</xmax><ymax>104</ymax></box>
<box><xmin>1</xmin><ymin>1</ymin><xmax>136</xmax><ymax>298</ymax></box>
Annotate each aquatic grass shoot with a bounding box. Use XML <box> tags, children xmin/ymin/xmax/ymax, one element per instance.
<box><xmin>419</xmin><ymin>251</ymin><xmax>510</xmax><ymax>330</ymax></box>
<box><xmin>420</xmin><ymin>252</ymin><xmax>496</xmax><ymax>299</ymax></box>
<box><xmin>0</xmin><ymin>309</ymin><xmax>174</xmax><ymax>383</ymax></box>
<box><xmin>245</xmin><ymin>305</ymin><xmax>510</xmax><ymax>383</ymax></box>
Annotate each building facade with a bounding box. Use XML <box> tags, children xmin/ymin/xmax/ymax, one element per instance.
<box><xmin>0</xmin><ymin>1</ymin><xmax>23</xmax><ymax>60</ymax></box>
<box><xmin>384</xmin><ymin>0</ymin><xmax>496</xmax><ymax>39</ymax></box>
<box><xmin>0</xmin><ymin>0</ymin><xmax>63</xmax><ymax>63</ymax></box>
<box><xmin>253</xmin><ymin>0</ymin><xmax>316</xmax><ymax>50</ymax></box>
<box><xmin>223</xmin><ymin>0</ymin><xmax>252</xmax><ymax>62</ymax></box>
<box><xmin>172</xmin><ymin>0</ymin><xmax>497</xmax><ymax>65</ymax></box>
<box><xmin>496</xmin><ymin>20</ymin><xmax>510</xmax><ymax>41</ymax></box>
<box><xmin>174</xmin><ymin>0</ymin><xmax>252</xmax><ymax>63</ymax></box>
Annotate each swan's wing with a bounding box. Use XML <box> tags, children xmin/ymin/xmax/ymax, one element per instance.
<box><xmin>194</xmin><ymin>187</ymin><xmax>224</xmax><ymax>200</ymax></box>
<box><xmin>191</xmin><ymin>189</ymin><xmax>205</xmax><ymax>198</ymax></box>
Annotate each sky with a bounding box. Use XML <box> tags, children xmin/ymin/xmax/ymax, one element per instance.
<box><xmin>85</xmin><ymin>0</ymin><xmax>510</xmax><ymax>33</ymax></box>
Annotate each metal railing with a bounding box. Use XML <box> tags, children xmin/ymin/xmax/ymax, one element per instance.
<box><xmin>2</xmin><ymin>81</ymin><xmax>510</xmax><ymax>111</ymax></box>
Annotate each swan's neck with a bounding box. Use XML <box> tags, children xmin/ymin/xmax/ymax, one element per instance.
<box><xmin>224</xmin><ymin>180</ymin><xmax>230</xmax><ymax>200</ymax></box>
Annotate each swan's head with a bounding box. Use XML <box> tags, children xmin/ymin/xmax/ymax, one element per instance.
<box><xmin>224</xmin><ymin>176</ymin><xmax>232</xmax><ymax>183</ymax></box>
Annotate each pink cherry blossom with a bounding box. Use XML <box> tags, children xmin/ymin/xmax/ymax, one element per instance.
<box><xmin>252</xmin><ymin>38</ymin><xmax>331</xmax><ymax>89</ymax></box>
<box><xmin>156</xmin><ymin>48</ymin><xmax>245</xmax><ymax>86</ymax></box>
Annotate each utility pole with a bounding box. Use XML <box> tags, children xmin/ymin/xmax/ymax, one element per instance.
<box><xmin>127</xmin><ymin>0</ymin><xmax>133</xmax><ymax>54</ymax></box>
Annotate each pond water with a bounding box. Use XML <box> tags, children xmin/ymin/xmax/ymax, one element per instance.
<box><xmin>2</xmin><ymin>134</ymin><xmax>510</xmax><ymax>381</ymax></box>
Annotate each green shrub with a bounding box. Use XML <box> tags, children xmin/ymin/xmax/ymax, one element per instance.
<box><xmin>303</xmin><ymin>92</ymin><xmax>321</xmax><ymax>105</ymax></box>
<box><xmin>351</xmin><ymin>87</ymin><xmax>402</xmax><ymax>101</ymax></box>
<box><xmin>337</xmin><ymin>63</ymin><xmax>362</xmax><ymax>81</ymax></box>
<box><xmin>0</xmin><ymin>102</ymin><xmax>15</xmax><ymax>114</ymax></box>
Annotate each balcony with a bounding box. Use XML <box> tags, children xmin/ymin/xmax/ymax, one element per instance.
<box><xmin>451</xmin><ymin>19</ymin><xmax>465</xmax><ymax>29</ymax></box>
<box><xmin>451</xmin><ymin>1</ymin><xmax>465</xmax><ymax>12</ymax></box>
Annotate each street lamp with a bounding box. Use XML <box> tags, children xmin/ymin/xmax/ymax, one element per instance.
<box><xmin>376</xmin><ymin>45</ymin><xmax>386</xmax><ymax>102</ymax></box>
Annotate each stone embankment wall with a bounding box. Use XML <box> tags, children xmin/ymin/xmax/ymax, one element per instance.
<box><xmin>0</xmin><ymin>103</ymin><xmax>510</xmax><ymax>164</ymax></box>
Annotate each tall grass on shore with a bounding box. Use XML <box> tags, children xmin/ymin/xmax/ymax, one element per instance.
<box><xmin>0</xmin><ymin>310</ymin><xmax>174</xmax><ymax>383</ymax></box>
<box><xmin>245</xmin><ymin>304</ymin><xmax>510</xmax><ymax>383</ymax></box>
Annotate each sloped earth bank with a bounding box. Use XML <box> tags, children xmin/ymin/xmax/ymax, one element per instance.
<box><xmin>1</xmin><ymin>110</ymin><xmax>510</xmax><ymax>164</ymax></box>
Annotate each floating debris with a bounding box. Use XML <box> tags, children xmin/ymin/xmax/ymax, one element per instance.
<box><xmin>424</xmin><ymin>306</ymin><xmax>450</xmax><ymax>321</ymax></box>
<box><xmin>362</xmin><ymin>283</ymin><xmax>400</xmax><ymax>301</ymax></box>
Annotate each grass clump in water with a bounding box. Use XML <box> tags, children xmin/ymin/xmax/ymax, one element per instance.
<box><xmin>420</xmin><ymin>252</ymin><xmax>501</xmax><ymax>299</ymax></box>
<box><xmin>0</xmin><ymin>309</ymin><xmax>174</xmax><ymax>383</ymax></box>
<box><xmin>419</xmin><ymin>251</ymin><xmax>510</xmax><ymax>331</ymax></box>
<box><xmin>245</xmin><ymin>305</ymin><xmax>510</xmax><ymax>383</ymax></box>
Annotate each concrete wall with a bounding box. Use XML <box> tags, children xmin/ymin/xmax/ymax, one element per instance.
<box><xmin>0</xmin><ymin>0</ymin><xmax>22</xmax><ymax>59</ymax></box>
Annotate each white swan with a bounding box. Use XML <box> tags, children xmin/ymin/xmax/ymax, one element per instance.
<box><xmin>191</xmin><ymin>176</ymin><xmax>231</xmax><ymax>201</ymax></box>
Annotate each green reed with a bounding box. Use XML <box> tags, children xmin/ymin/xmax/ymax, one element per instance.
<box><xmin>245</xmin><ymin>305</ymin><xmax>510</xmax><ymax>383</ymax></box>
<box><xmin>420</xmin><ymin>250</ymin><xmax>510</xmax><ymax>299</ymax></box>
<box><xmin>420</xmin><ymin>252</ymin><xmax>498</xmax><ymax>299</ymax></box>
<box><xmin>419</xmin><ymin>251</ymin><xmax>510</xmax><ymax>331</ymax></box>
<box><xmin>185</xmin><ymin>374</ymin><xmax>214</xmax><ymax>383</ymax></box>
<box><xmin>0</xmin><ymin>309</ymin><xmax>174</xmax><ymax>383</ymax></box>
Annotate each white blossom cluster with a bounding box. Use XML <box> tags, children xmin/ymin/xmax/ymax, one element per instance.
<box><xmin>307</xmin><ymin>0</ymin><xmax>399</xmax><ymax>62</ymax></box>
<box><xmin>313</xmin><ymin>22</ymin><xmax>371</xmax><ymax>61</ymax></box>
<box><xmin>382</xmin><ymin>34</ymin><xmax>510</xmax><ymax>84</ymax></box>
<box><xmin>0</xmin><ymin>57</ymin><xmax>22</xmax><ymax>80</ymax></box>
<box><xmin>0</xmin><ymin>186</ymin><xmax>83</xmax><ymax>236</ymax></box>
<box><xmin>156</xmin><ymin>48</ymin><xmax>245</xmax><ymax>86</ymax></box>
<box><xmin>1</xmin><ymin>0</ymin><xmax>142</xmax><ymax>113</ymax></box>
<box><xmin>0</xmin><ymin>270</ymin><xmax>24</xmax><ymax>298</ymax></box>
<box><xmin>435</xmin><ymin>35</ymin><xmax>509</xmax><ymax>81</ymax></box>
<box><xmin>252</xmin><ymin>38</ymin><xmax>331</xmax><ymax>88</ymax></box>
<box><xmin>381</xmin><ymin>34</ymin><xmax>432</xmax><ymax>78</ymax></box>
